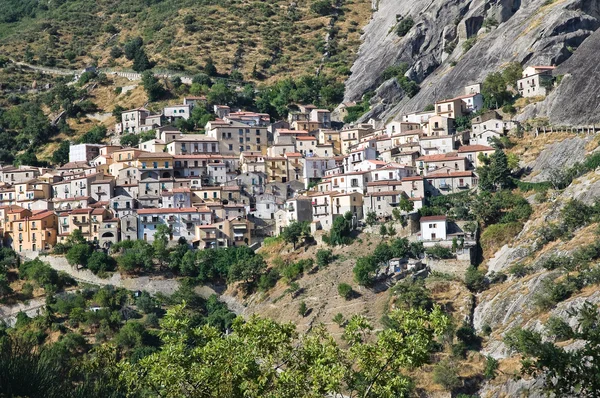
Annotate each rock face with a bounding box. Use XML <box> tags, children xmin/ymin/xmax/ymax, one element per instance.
<box><xmin>345</xmin><ymin>0</ymin><xmax>600</xmax><ymax>125</ymax></box>
<box><xmin>523</xmin><ymin>136</ymin><xmax>594</xmax><ymax>182</ymax></box>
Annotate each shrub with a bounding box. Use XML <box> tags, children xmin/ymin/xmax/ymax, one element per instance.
<box><xmin>425</xmin><ymin>245</ymin><xmax>454</xmax><ymax>260</ymax></box>
<box><xmin>433</xmin><ymin>359</ymin><xmax>461</xmax><ymax>391</ymax></box>
<box><xmin>481</xmin><ymin>324</ymin><xmax>492</xmax><ymax>336</ymax></box>
<box><xmin>298</xmin><ymin>301</ymin><xmax>307</xmax><ymax>317</ymax></box>
<box><xmin>462</xmin><ymin>37</ymin><xmax>477</xmax><ymax>52</ymax></box>
<box><xmin>390</xmin><ymin>279</ymin><xmax>432</xmax><ymax>310</ymax></box>
<box><xmin>480</xmin><ymin>222</ymin><xmax>523</xmax><ymax>254</ymax></box>
<box><xmin>484</xmin><ymin>356</ymin><xmax>499</xmax><ymax>380</ymax></box>
<box><xmin>337</xmin><ymin>283</ymin><xmax>353</xmax><ymax>300</ymax></box>
<box><xmin>465</xmin><ymin>266</ymin><xmax>486</xmax><ymax>292</ymax></box>
<box><xmin>316</xmin><ymin>249</ymin><xmax>333</xmax><ymax>268</ymax></box>
<box><xmin>258</xmin><ymin>268</ymin><xmax>279</xmax><ymax>291</ymax></box>
<box><xmin>545</xmin><ymin>316</ymin><xmax>573</xmax><ymax>341</ymax></box>
<box><xmin>332</xmin><ymin>313</ymin><xmax>344</xmax><ymax>326</ymax></box>
<box><xmin>508</xmin><ymin>262</ymin><xmax>532</xmax><ymax>278</ymax></box>
<box><xmin>353</xmin><ymin>256</ymin><xmax>378</xmax><ymax>286</ymax></box>
<box><xmin>396</xmin><ymin>17</ymin><xmax>414</xmax><ymax>37</ymax></box>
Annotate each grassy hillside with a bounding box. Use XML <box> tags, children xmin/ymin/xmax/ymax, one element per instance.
<box><xmin>0</xmin><ymin>0</ymin><xmax>371</xmax><ymax>83</ymax></box>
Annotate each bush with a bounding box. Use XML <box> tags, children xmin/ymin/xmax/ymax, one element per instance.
<box><xmin>311</xmin><ymin>0</ymin><xmax>333</xmax><ymax>16</ymax></box>
<box><xmin>462</xmin><ymin>37</ymin><xmax>477</xmax><ymax>52</ymax></box>
<box><xmin>480</xmin><ymin>222</ymin><xmax>523</xmax><ymax>254</ymax></box>
<box><xmin>465</xmin><ymin>266</ymin><xmax>486</xmax><ymax>292</ymax></box>
<box><xmin>353</xmin><ymin>256</ymin><xmax>378</xmax><ymax>286</ymax></box>
<box><xmin>484</xmin><ymin>356</ymin><xmax>499</xmax><ymax>380</ymax></box>
<box><xmin>332</xmin><ymin>313</ymin><xmax>344</xmax><ymax>326</ymax></box>
<box><xmin>390</xmin><ymin>279</ymin><xmax>432</xmax><ymax>310</ymax></box>
<box><xmin>508</xmin><ymin>262</ymin><xmax>532</xmax><ymax>278</ymax></box>
<box><xmin>545</xmin><ymin>316</ymin><xmax>573</xmax><ymax>341</ymax></box>
<box><xmin>433</xmin><ymin>359</ymin><xmax>461</xmax><ymax>391</ymax></box>
<box><xmin>396</xmin><ymin>17</ymin><xmax>414</xmax><ymax>37</ymax></box>
<box><xmin>425</xmin><ymin>245</ymin><xmax>454</xmax><ymax>260</ymax></box>
<box><xmin>298</xmin><ymin>301</ymin><xmax>307</xmax><ymax>317</ymax></box>
<box><xmin>337</xmin><ymin>283</ymin><xmax>353</xmax><ymax>300</ymax></box>
<box><xmin>258</xmin><ymin>268</ymin><xmax>279</xmax><ymax>291</ymax></box>
<box><xmin>316</xmin><ymin>249</ymin><xmax>333</xmax><ymax>269</ymax></box>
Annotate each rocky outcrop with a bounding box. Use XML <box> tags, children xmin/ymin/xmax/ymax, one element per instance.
<box><xmin>346</xmin><ymin>0</ymin><xmax>600</xmax><ymax>125</ymax></box>
<box><xmin>523</xmin><ymin>136</ymin><xmax>594</xmax><ymax>182</ymax></box>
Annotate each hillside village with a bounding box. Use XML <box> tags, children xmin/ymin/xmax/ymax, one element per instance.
<box><xmin>0</xmin><ymin>66</ymin><xmax>556</xmax><ymax>276</ymax></box>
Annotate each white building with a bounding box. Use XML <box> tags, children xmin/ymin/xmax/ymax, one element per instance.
<box><xmin>137</xmin><ymin>207</ymin><xmax>213</xmax><ymax>243</ymax></box>
<box><xmin>517</xmin><ymin>66</ymin><xmax>555</xmax><ymax>98</ymax></box>
<box><xmin>420</xmin><ymin>215</ymin><xmax>447</xmax><ymax>241</ymax></box>
<box><xmin>164</xmin><ymin>104</ymin><xmax>191</xmax><ymax>121</ymax></box>
<box><xmin>69</xmin><ymin>144</ymin><xmax>103</xmax><ymax>163</ymax></box>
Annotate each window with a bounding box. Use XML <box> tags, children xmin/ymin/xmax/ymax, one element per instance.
<box><xmin>153</xmin><ymin>162</ymin><xmax>158</xmax><ymax>168</ymax></box>
<box><xmin>229</xmin><ymin>144</ymin><xmax>233</xmax><ymax>151</ymax></box>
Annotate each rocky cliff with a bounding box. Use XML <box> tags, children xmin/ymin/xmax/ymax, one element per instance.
<box><xmin>346</xmin><ymin>0</ymin><xmax>600</xmax><ymax>125</ymax></box>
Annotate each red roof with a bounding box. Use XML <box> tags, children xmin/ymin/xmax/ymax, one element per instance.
<box><xmin>426</xmin><ymin>171</ymin><xmax>474</xmax><ymax>178</ymax></box>
<box><xmin>416</xmin><ymin>153</ymin><xmax>464</xmax><ymax>162</ymax></box>
<box><xmin>137</xmin><ymin>207</ymin><xmax>210</xmax><ymax>215</ymax></box>
<box><xmin>458</xmin><ymin>145</ymin><xmax>494</xmax><ymax>153</ymax></box>
<box><xmin>28</xmin><ymin>210</ymin><xmax>55</xmax><ymax>221</ymax></box>
<box><xmin>420</xmin><ymin>215</ymin><xmax>447</xmax><ymax>222</ymax></box>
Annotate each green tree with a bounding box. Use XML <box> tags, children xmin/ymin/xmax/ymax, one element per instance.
<box><xmin>316</xmin><ymin>249</ymin><xmax>333</xmax><ymax>268</ymax></box>
<box><xmin>79</xmin><ymin>125</ymin><xmax>107</xmax><ymax>144</ymax></box>
<box><xmin>365</xmin><ymin>211</ymin><xmax>377</xmax><ymax>226</ymax></box>
<box><xmin>120</xmin><ymin>134</ymin><xmax>139</xmax><ymax>147</ymax></box>
<box><xmin>207</xmin><ymin>83</ymin><xmax>236</xmax><ymax>105</ymax></box>
<box><xmin>141</xmin><ymin>71</ymin><xmax>164</xmax><ymax>102</ymax></box>
<box><xmin>353</xmin><ymin>256</ymin><xmax>378</xmax><ymax>286</ymax></box>
<box><xmin>86</xmin><ymin>251</ymin><xmax>115</xmax><ymax>274</ymax></box>
<box><xmin>0</xmin><ymin>274</ymin><xmax>12</xmax><ymax>298</ymax></box>
<box><xmin>51</xmin><ymin>140</ymin><xmax>70</xmax><ymax>165</ymax></box>
<box><xmin>228</xmin><ymin>254</ymin><xmax>266</xmax><ymax>285</ymax></box>
<box><xmin>204</xmin><ymin>57</ymin><xmax>218</xmax><ymax>76</ymax></box>
<box><xmin>482</xmin><ymin>71</ymin><xmax>511</xmax><ymax>109</ymax></box>
<box><xmin>502</xmin><ymin>62</ymin><xmax>523</xmax><ymax>89</ymax></box>
<box><xmin>337</xmin><ymin>283</ymin><xmax>353</xmax><ymax>300</ymax></box>
<box><xmin>433</xmin><ymin>359</ymin><xmax>461</xmax><ymax>391</ymax></box>
<box><xmin>65</xmin><ymin>244</ymin><xmax>92</xmax><ymax>268</ymax></box>
<box><xmin>464</xmin><ymin>266</ymin><xmax>486</xmax><ymax>292</ymax></box>
<box><xmin>153</xmin><ymin>224</ymin><xmax>170</xmax><ymax>270</ymax></box>
<box><xmin>120</xmin><ymin>304</ymin><xmax>450</xmax><ymax>398</ymax></box>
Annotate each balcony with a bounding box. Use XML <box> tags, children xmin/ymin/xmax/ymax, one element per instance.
<box><xmin>167</xmin><ymin>216</ymin><xmax>177</xmax><ymax>223</ymax></box>
<box><xmin>144</xmin><ymin>218</ymin><xmax>160</xmax><ymax>224</ymax></box>
<box><xmin>73</xmin><ymin>219</ymin><xmax>88</xmax><ymax>225</ymax></box>
<box><xmin>458</xmin><ymin>182</ymin><xmax>469</xmax><ymax>189</ymax></box>
<box><xmin>439</xmin><ymin>183</ymin><xmax>450</xmax><ymax>190</ymax></box>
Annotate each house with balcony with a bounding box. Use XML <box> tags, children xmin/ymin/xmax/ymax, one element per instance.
<box><xmin>161</xmin><ymin>187</ymin><xmax>192</xmax><ymax>209</ymax></box>
<box><xmin>265</xmin><ymin>157</ymin><xmax>290</xmax><ymax>183</ymax></box>
<box><xmin>425</xmin><ymin>170</ymin><xmax>477</xmax><ymax>195</ymax></box>
<box><xmin>137</xmin><ymin>207</ymin><xmax>213</xmax><ymax>243</ymax></box>
<box><xmin>416</xmin><ymin>153</ymin><xmax>468</xmax><ymax>176</ymax></box>
<box><xmin>205</xmin><ymin>119</ymin><xmax>268</xmax><ymax>155</ymax></box>
<box><xmin>110</xmin><ymin>195</ymin><xmax>137</xmax><ymax>218</ymax></box>
<box><xmin>92</xmin><ymin>208</ymin><xmax>119</xmax><ymax>248</ymax></box>
<box><xmin>164</xmin><ymin>104</ymin><xmax>191</xmax><ymax>121</ymax></box>
<box><xmin>309</xmin><ymin>108</ymin><xmax>332</xmax><ymax>129</ymax></box>
<box><xmin>57</xmin><ymin>208</ymin><xmax>93</xmax><ymax>243</ymax></box>
<box><xmin>166</xmin><ymin>135</ymin><xmax>219</xmax><ymax>155</ymax></box>
<box><xmin>194</xmin><ymin>218</ymin><xmax>253</xmax><ymax>249</ymax></box>
<box><xmin>517</xmin><ymin>66</ymin><xmax>555</xmax><ymax>98</ymax></box>
<box><xmin>275</xmin><ymin>196</ymin><xmax>314</xmax><ymax>234</ymax></box>
<box><xmin>457</xmin><ymin>145</ymin><xmax>495</xmax><ymax>169</ymax></box>
<box><xmin>309</xmin><ymin>191</ymin><xmax>334</xmax><ymax>230</ymax></box>
<box><xmin>115</xmin><ymin>107</ymin><xmax>162</xmax><ymax>135</ymax></box>
<box><xmin>303</xmin><ymin>157</ymin><xmax>339</xmax><ymax>189</ymax></box>
<box><xmin>340</xmin><ymin>125</ymin><xmax>374</xmax><ymax>154</ymax></box>
<box><xmin>137</xmin><ymin>152</ymin><xmax>174</xmax><ymax>180</ymax></box>
<box><xmin>363</xmin><ymin>190</ymin><xmax>407</xmax><ymax>218</ymax></box>
<box><xmin>52</xmin><ymin>173</ymin><xmax>102</xmax><ymax>202</ymax></box>
<box><xmin>90</xmin><ymin>179</ymin><xmax>115</xmax><ymax>202</ymax></box>
<box><xmin>253</xmin><ymin>193</ymin><xmax>285</xmax><ymax>220</ymax></box>
<box><xmin>15</xmin><ymin>179</ymin><xmax>52</xmax><ymax>210</ymax></box>
<box><xmin>318</xmin><ymin>129</ymin><xmax>342</xmax><ymax>154</ymax></box>
<box><xmin>11</xmin><ymin>210</ymin><xmax>57</xmax><ymax>253</ymax></box>
<box><xmin>386</xmin><ymin>121</ymin><xmax>421</xmax><ymax>136</ymax></box>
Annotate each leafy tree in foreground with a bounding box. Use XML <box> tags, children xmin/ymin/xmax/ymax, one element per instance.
<box><xmin>120</xmin><ymin>304</ymin><xmax>450</xmax><ymax>398</ymax></box>
<box><xmin>504</xmin><ymin>301</ymin><xmax>600</xmax><ymax>396</ymax></box>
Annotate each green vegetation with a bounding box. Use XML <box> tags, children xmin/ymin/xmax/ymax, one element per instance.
<box><xmin>396</xmin><ymin>17</ymin><xmax>415</xmax><ymax>37</ymax></box>
<box><xmin>337</xmin><ymin>282</ymin><xmax>353</xmax><ymax>300</ymax></box>
<box><xmin>381</xmin><ymin>63</ymin><xmax>420</xmax><ymax>97</ymax></box>
<box><xmin>343</xmin><ymin>91</ymin><xmax>374</xmax><ymax>124</ymax></box>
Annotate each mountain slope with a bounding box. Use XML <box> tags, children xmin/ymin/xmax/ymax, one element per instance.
<box><xmin>0</xmin><ymin>0</ymin><xmax>371</xmax><ymax>82</ymax></box>
<box><xmin>345</xmin><ymin>0</ymin><xmax>600</xmax><ymax>126</ymax></box>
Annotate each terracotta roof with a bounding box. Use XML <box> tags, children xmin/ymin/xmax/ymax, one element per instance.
<box><xmin>420</xmin><ymin>215</ymin><xmax>447</xmax><ymax>222</ymax></box>
<box><xmin>70</xmin><ymin>208</ymin><xmax>93</xmax><ymax>215</ymax></box>
<box><xmin>367</xmin><ymin>180</ymin><xmax>401</xmax><ymax>186</ymax></box>
<box><xmin>402</xmin><ymin>176</ymin><xmax>424</xmax><ymax>182</ymax></box>
<box><xmin>138</xmin><ymin>152</ymin><xmax>174</xmax><ymax>159</ymax></box>
<box><xmin>457</xmin><ymin>145</ymin><xmax>494</xmax><ymax>153</ymax></box>
<box><xmin>426</xmin><ymin>171</ymin><xmax>474</xmax><ymax>178</ymax></box>
<box><xmin>366</xmin><ymin>190</ymin><xmax>403</xmax><ymax>197</ymax></box>
<box><xmin>28</xmin><ymin>210</ymin><xmax>55</xmax><ymax>220</ymax></box>
<box><xmin>91</xmin><ymin>208</ymin><xmax>106</xmax><ymax>215</ymax></box>
<box><xmin>137</xmin><ymin>207</ymin><xmax>211</xmax><ymax>215</ymax></box>
<box><xmin>416</xmin><ymin>153</ymin><xmax>464</xmax><ymax>162</ymax></box>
